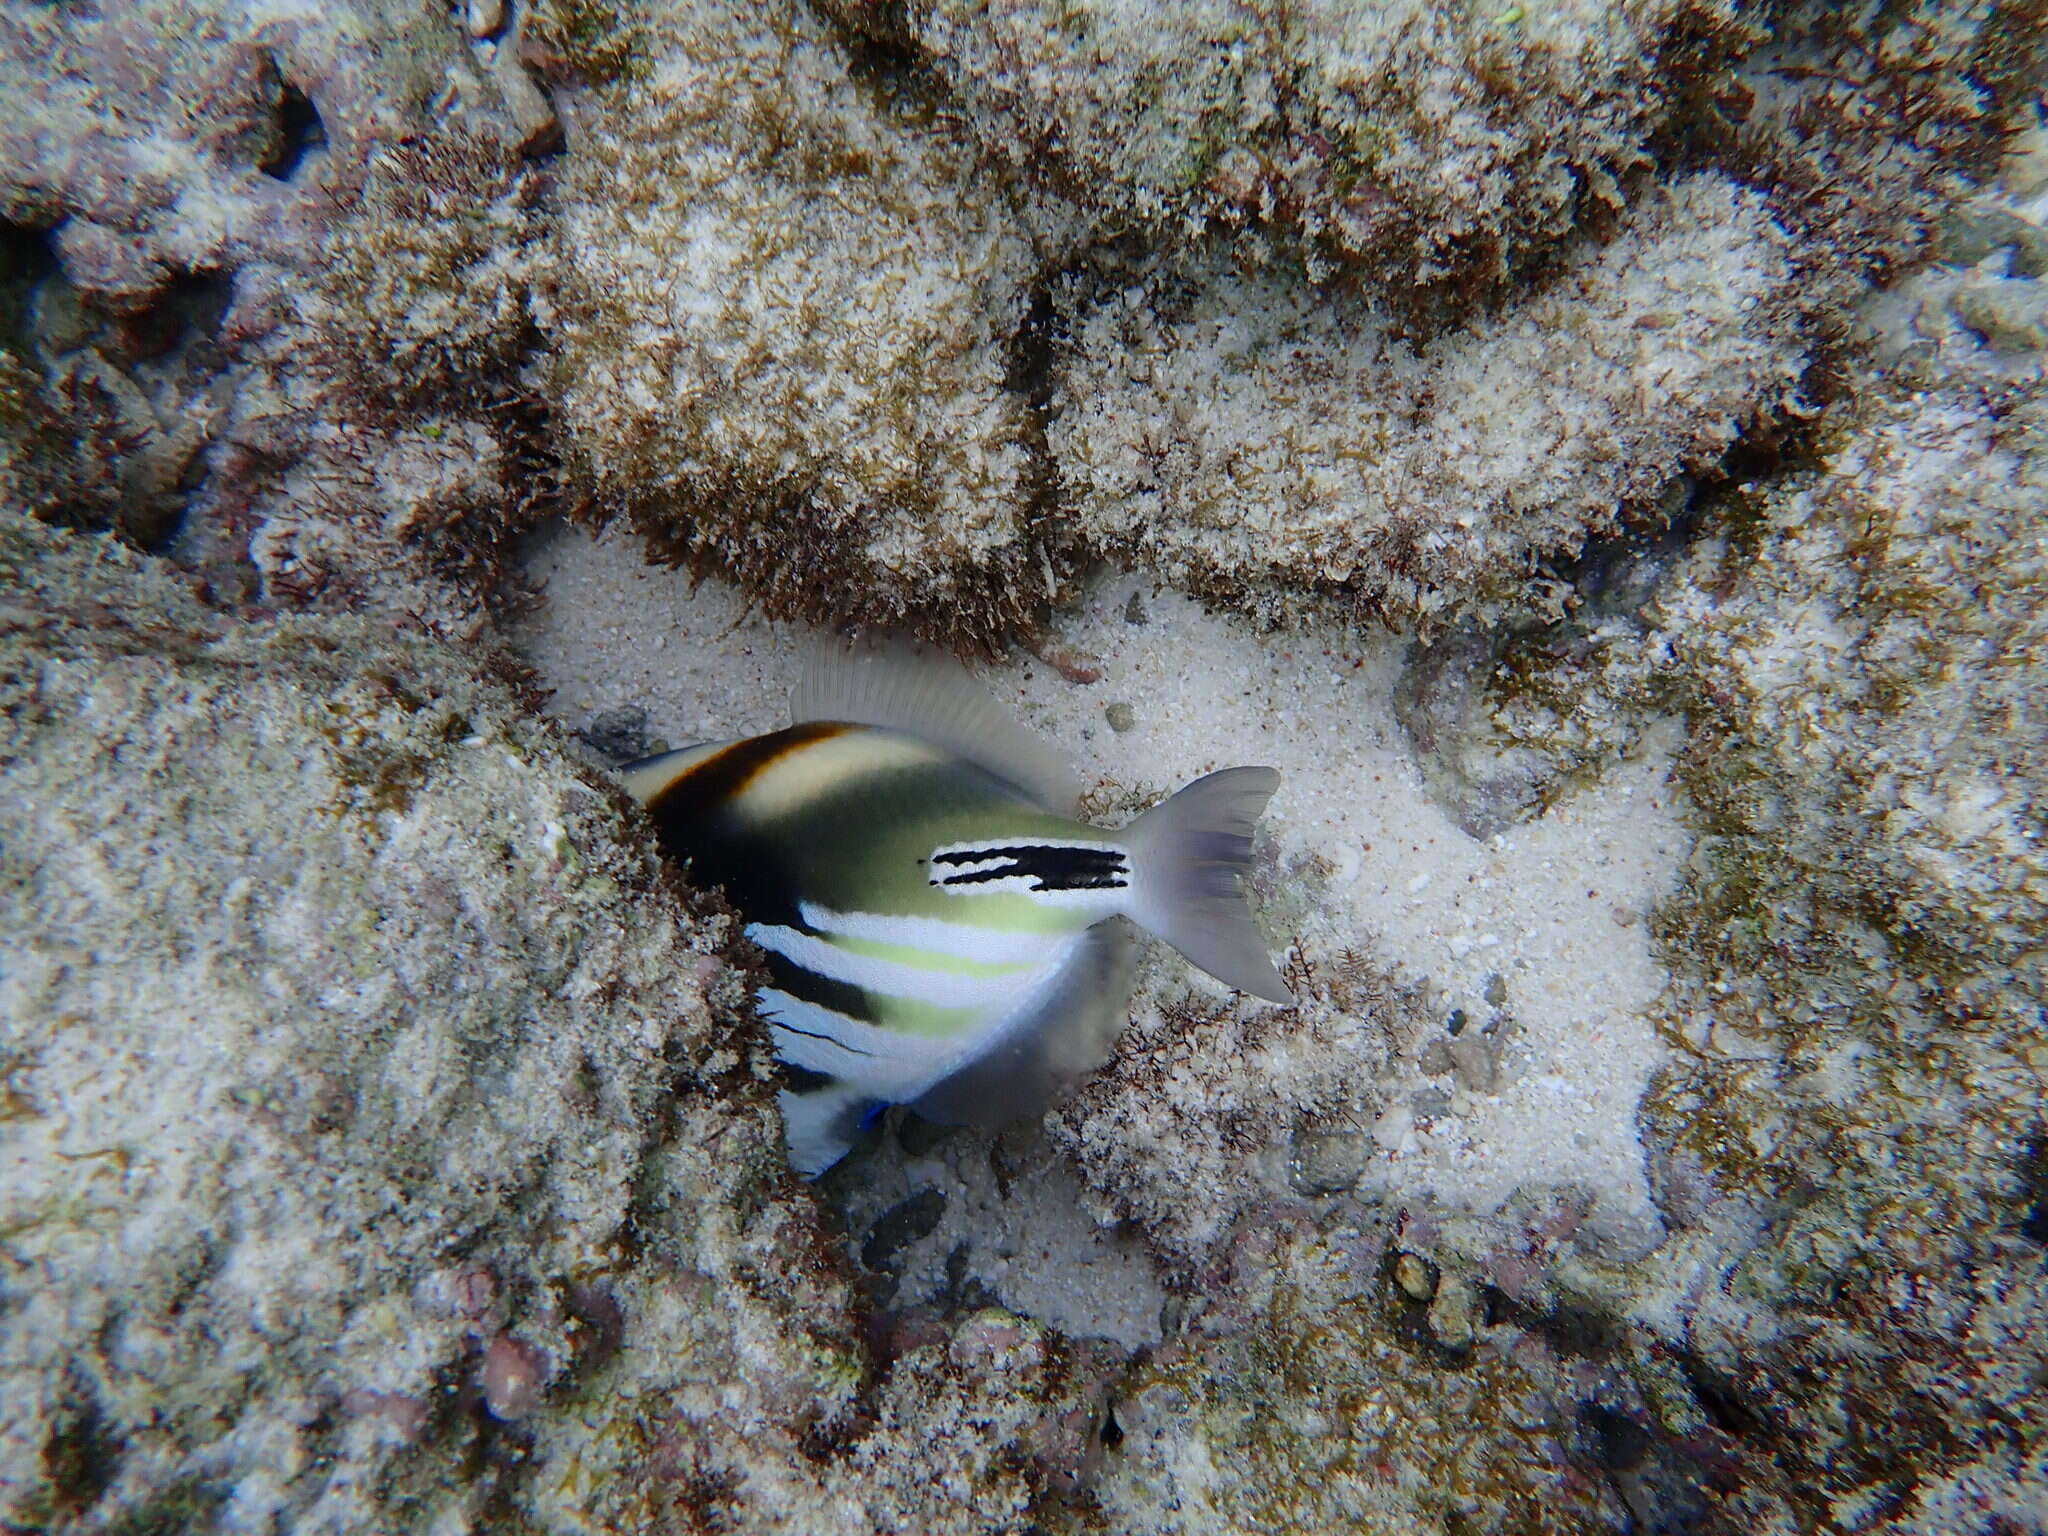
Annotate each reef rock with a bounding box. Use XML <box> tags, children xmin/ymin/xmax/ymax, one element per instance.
<box><xmin>0</xmin><ymin>513</ymin><xmax>1187</xmax><ymax>1535</ymax></box>
<box><xmin>0</xmin><ymin>0</ymin><xmax>558</xmax><ymax>636</ymax></box>
<box><xmin>542</xmin><ymin>0</ymin><xmax>1058</xmax><ymax>653</ymax></box>
<box><xmin>0</xmin><ymin>515</ymin><xmax>851</xmax><ymax>1532</ymax></box>
<box><xmin>1049</xmin><ymin>936</ymin><xmax>1431</xmax><ymax>1268</ymax></box>
<box><xmin>1613</xmin><ymin>323</ymin><xmax>2048</xmax><ymax>1526</ymax></box>
<box><xmin>823</xmin><ymin>0</ymin><xmax>1764</xmax><ymax>302</ymax></box>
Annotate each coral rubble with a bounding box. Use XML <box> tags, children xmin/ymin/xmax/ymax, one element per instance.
<box><xmin>1049</xmin><ymin>937</ymin><xmax>1432</xmax><ymax>1268</ymax></box>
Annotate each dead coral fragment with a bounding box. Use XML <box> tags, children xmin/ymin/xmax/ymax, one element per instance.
<box><xmin>544</xmin><ymin>0</ymin><xmax>1056</xmax><ymax>651</ymax></box>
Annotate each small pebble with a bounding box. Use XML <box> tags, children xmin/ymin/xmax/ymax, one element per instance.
<box><xmin>1287</xmin><ymin>1129</ymin><xmax>1370</xmax><ymax>1195</ymax></box>
<box><xmin>1393</xmin><ymin>1252</ymin><xmax>1437</xmax><ymax>1302</ymax></box>
<box><xmin>1428</xmin><ymin>1275</ymin><xmax>1480</xmax><ymax>1351</ymax></box>
<box><xmin>1037</xmin><ymin>644</ymin><xmax>1103</xmax><ymax>684</ymax></box>
<box><xmin>579</xmin><ymin>705</ymin><xmax>662</xmax><ymax>766</ymax></box>
<box><xmin>481</xmin><ymin>1334</ymin><xmax>548</xmax><ymax>1421</ymax></box>
<box><xmin>1123</xmin><ymin>590</ymin><xmax>1147</xmax><ymax>625</ymax></box>
<box><xmin>1104</xmin><ymin>701</ymin><xmax>1136</xmax><ymax>733</ymax></box>
<box><xmin>467</xmin><ymin>0</ymin><xmax>505</xmax><ymax>37</ymax></box>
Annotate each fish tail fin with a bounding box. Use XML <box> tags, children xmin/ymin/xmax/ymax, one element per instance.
<box><xmin>1122</xmin><ymin>767</ymin><xmax>1294</xmax><ymax>1005</ymax></box>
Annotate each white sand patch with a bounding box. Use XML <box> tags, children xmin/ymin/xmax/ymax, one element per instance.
<box><xmin>509</xmin><ymin>519</ymin><xmax>1688</xmax><ymax>1316</ymax></box>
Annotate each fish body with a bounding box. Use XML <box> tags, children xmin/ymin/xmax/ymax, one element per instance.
<box><xmin>625</xmin><ymin>646</ymin><xmax>1291</xmax><ymax>1175</ymax></box>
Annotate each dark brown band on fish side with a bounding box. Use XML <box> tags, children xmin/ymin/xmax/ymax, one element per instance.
<box><xmin>644</xmin><ymin>721</ymin><xmax>849</xmax><ymax>825</ymax></box>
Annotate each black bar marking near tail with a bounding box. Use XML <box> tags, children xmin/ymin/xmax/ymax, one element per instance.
<box><xmin>930</xmin><ymin>843</ymin><xmax>1129</xmax><ymax>892</ymax></box>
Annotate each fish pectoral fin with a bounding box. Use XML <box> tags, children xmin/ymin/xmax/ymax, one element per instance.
<box><xmin>779</xmin><ymin>1079</ymin><xmax>888</xmax><ymax>1178</ymax></box>
<box><xmin>909</xmin><ymin>921</ymin><xmax>1136</xmax><ymax>1129</ymax></box>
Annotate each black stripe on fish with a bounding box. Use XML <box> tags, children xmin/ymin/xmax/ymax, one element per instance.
<box><xmin>760</xmin><ymin>948</ymin><xmax>876</xmax><ymax>1031</ymax></box>
<box><xmin>929</xmin><ymin>843</ymin><xmax>1130</xmax><ymax>892</ymax></box>
<box><xmin>778</xmin><ymin>1061</ymin><xmax>840</xmax><ymax>1095</ymax></box>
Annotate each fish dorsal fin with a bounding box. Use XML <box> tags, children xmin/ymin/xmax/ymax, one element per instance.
<box><xmin>790</xmin><ymin>635</ymin><xmax>1080</xmax><ymax>812</ymax></box>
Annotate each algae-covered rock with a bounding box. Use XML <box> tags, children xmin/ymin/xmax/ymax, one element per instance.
<box><xmin>1091</xmin><ymin>1204</ymin><xmax>1641</xmax><ymax>1535</ymax></box>
<box><xmin>0</xmin><ymin>0</ymin><xmax>560</xmax><ymax>633</ymax></box>
<box><xmin>1616</xmin><ymin>337</ymin><xmax>2048</xmax><ymax>1524</ymax></box>
<box><xmin>0</xmin><ymin>513</ymin><xmax>865</xmax><ymax>1532</ymax></box>
<box><xmin>0</xmin><ymin>0</ymin><xmax>551</xmax><ymax>302</ymax></box>
<box><xmin>542</xmin><ymin>0</ymin><xmax>1059</xmax><ymax>653</ymax></box>
<box><xmin>824</xmin><ymin>0</ymin><xmax>1763</xmax><ymax>302</ymax></box>
<box><xmin>238</xmin><ymin>130</ymin><xmax>554</xmax><ymax>639</ymax></box>
<box><xmin>1051</xmin><ymin>173</ymin><xmax>1808</xmax><ymax>633</ymax></box>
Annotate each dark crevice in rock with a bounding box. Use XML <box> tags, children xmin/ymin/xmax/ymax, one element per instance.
<box><xmin>1672</xmin><ymin>1347</ymin><xmax>1762</xmax><ymax>1441</ymax></box>
<box><xmin>1580</xmin><ymin>1400</ymin><xmax>1652</xmax><ymax>1472</ymax></box>
<box><xmin>262</xmin><ymin>77</ymin><xmax>327</xmax><ymax>182</ymax></box>
<box><xmin>1098</xmin><ymin>1403</ymin><xmax>1124</xmax><ymax>1451</ymax></box>
<box><xmin>42</xmin><ymin>1370</ymin><xmax>123</xmax><ymax>1519</ymax></box>
<box><xmin>1474</xmin><ymin>1284</ymin><xmax>1620</xmax><ymax>1363</ymax></box>
<box><xmin>860</xmin><ymin>1187</ymin><xmax>947</xmax><ymax>1274</ymax></box>
<box><xmin>0</xmin><ymin>219</ymin><xmax>60</xmax><ymax>351</ymax></box>
<box><xmin>129</xmin><ymin>269</ymin><xmax>234</xmax><ymax>358</ymax></box>
<box><xmin>2018</xmin><ymin>1134</ymin><xmax>2048</xmax><ymax>1247</ymax></box>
